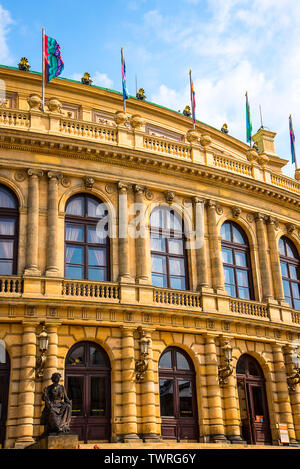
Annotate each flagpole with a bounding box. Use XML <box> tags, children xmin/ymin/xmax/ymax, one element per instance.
<box><xmin>42</xmin><ymin>27</ymin><xmax>45</xmax><ymax>112</ymax></box>
<box><xmin>121</xmin><ymin>47</ymin><xmax>126</xmax><ymax>113</ymax></box>
<box><xmin>189</xmin><ymin>69</ymin><xmax>195</xmax><ymax>129</ymax></box>
<box><xmin>290</xmin><ymin>114</ymin><xmax>298</xmax><ymax>170</ymax></box>
<box><xmin>245</xmin><ymin>91</ymin><xmax>252</xmax><ymax>147</ymax></box>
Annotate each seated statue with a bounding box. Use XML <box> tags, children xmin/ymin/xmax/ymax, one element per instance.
<box><xmin>41</xmin><ymin>372</ymin><xmax>72</xmax><ymax>434</ymax></box>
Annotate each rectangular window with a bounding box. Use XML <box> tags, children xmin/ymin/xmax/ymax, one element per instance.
<box><xmin>160</xmin><ymin>379</ymin><xmax>174</xmax><ymax>417</ymax></box>
<box><xmin>179</xmin><ymin>380</ymin><xmax>193</xmax><ymax>417</ymax></box>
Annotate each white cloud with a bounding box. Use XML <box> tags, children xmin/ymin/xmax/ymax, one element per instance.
<box><xmin>0</xmin><ymin>4</ymin><xmax>14</xmax><ymax>65</ymax></box>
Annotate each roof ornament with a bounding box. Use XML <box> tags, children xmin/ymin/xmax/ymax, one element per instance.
<box><xmin>221</xmin><ymin>123</ymin><xmax>228</xmax><ymax>134</ymax></box>
<box><xmin>81</xmin><ymin>72</ymin><xmax>92</xmax><ymax>85</ymax></box>
<box><xmin>183</xmin><ymin>105</ymin><xmax>191</xmax><ymax>118</ymax></box>
<box><xmin>136</xmin><ymin>88</ymin><xmax>146</xmax><ymax>101</ymax></box>
<box><xmin>18</xmin><ymin>57</ymin><xmax>30</xmax><ymax>72</ymax></box>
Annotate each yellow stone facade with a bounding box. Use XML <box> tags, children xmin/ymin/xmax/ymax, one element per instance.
<box><xmin>1</xmin><ymin>65</ymin><xmax>300</xmax><ymax>448</ymax></box>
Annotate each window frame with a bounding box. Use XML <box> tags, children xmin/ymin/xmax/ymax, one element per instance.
<box><xmin>221</xmin><ymin>221</ymin><xmax>254</xmax><ymax>300</ymax></box>
<box><xmin>64</xmin><ymin>193</ymin><xmax>110</xmax><ymax>282</ymax></box>
<box><xmin>279</xmin><ymin>236</ymin><xmax>300</xmax><ymax>310</ymax></box>
<box><xmin>0</xmin><ymin>185</ymin><xmax>19</xmax><ymax>276</ymax></box>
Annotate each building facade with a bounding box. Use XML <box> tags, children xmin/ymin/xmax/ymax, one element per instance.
<box><xmin>1</xmin><ymin>65</ymin><xmax>300</xmax><ymax>448</ymax></box>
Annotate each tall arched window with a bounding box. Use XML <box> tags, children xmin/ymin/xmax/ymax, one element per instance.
<box><xmin>0</xmin><ymin>185</ymin><xmax>19</xmax><ymax>275</ymax></box>
<box><xmin>150</xmin><ymin>206</ymin><xmax>188</xmax><ymax>290</ymax></box>
<box><xmin>279</xmin><ymin>236</ymin><xmax>300</xmax><ymax>310</ymax></box>
<box><xmin>65</xmin><ymin>194</ymin><xmax>110</xmax><ymax>281</ymax></box>
<box><xmin>221</xmin><ymin>221</ymin><xmax>253</xmax><ymax>300</ymax></box>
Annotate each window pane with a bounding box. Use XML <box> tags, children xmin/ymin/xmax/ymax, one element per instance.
<box><xmin>65</xmin><ymin>265</ymin><xmax>84</xmax><ymax>279</ymax></box>
<box><xmin>289</xmin><ymin>265</ymin><xmax>299</xmax><ymax>280</ymax></box>
<box><xmin>222</xmin><ymin>248</ymin><xmax>233</xmax><ymax>264</ymax></box>
<box><xmin>88</xmin><ymin>226</ymin><xmax>107</xmax><ymax>243</ymax></box>
<box><xmin>66</xmin><ymin>196</ymin><xmax>84</xmax><ymax>216</ymax></box>
<box><xmin>237</xmin><ymin>269</ymin><xmax>249</xmax><ymax>287</ymax></box>
<box><xmin>66</xmin><ymin>245</ymin><xmax>83</xmax><ymax>264</ymax></box>
<box><xmin>160</xmin><ymin>379</ymin><xmax>174</xmax><ymax>417</ymax></box>
<box><xmin>283</xmin><ymin>279</ymin><xmax>291</xmax><ymax>297</ymax></box>
<box><xmin>168</xmin><ymin>238</ymin><xmax>183</xmax><ymax>255</ymax></box>
<box><xmin>67</xmin><ymin>345</ymin><xmax>84</xmax><ymax>366</ymax></box>
<box><xmin>238</xmin><ymin>287</ymin><xmax>250</xmax><ymax>300</ymax></box>
<box><xmin>221</xmin><ymin>222</ymin><xmax>231</xmax><ymax>241</ymax></box>
<box><xmin>280</xmin><ymin>262</ymin><xmax>288</xmax><ymax>277</ymax></box>
<box><xmin>170</xmin><ymin>276</ymin><xmax>186</xmax><ymax>290</ymax></box>
<box><xmin>278</xmin><ymin>237</ymin><xmax>285</xmax><ymax>255</ymax></box>
<box><xmin>88</xmin><ymin>247</ymin><xmax>106</xmax><ymax>266</ymax></box>
<box><xmin>179</xmin><ymin>380</ymin><xmax>193</xmax><ymax>417</ymax></box>
<box><xmin>150</xmin><ymin>236</ymin><xmax>166</xmax><ymax>252</ymax></box>
<box><xmin>0</xmin><ymin>240</ymin><xmax>13</xmax><ymax>258</ymax></box>
<box><xmin>169</xmin><ymin>257</ymin><xmax>185</xmax><ymax>275</ymax></box>
<box><xmin>232</xmin><ymin>226</ymin><xmax>246</xmax><ymax>244</ymax></box>
<box><xmin>152</xmin><ymin>273</ymin><xmax>167</xmax><ymax>288</ymax></box>
<box><xmin>87</xmin><ymin>197</ymin><xmax>104</xmax><ymax>218</ymax></box>
<box><xmin>176</xmin><ymin>352</ymin><xmax>190</xmax><ymax>370</ymax></box>
<box><xmin>252</xmin><ymin>386</ymin><xmax>264</xmax><ymax>418</ymax></box>
<box><xmin>0</xmin><ymin>260</ymin><xmax>13</xmax><ymax>275</ymax></box>
<box><xmin>88</xmin><ymin>267</ymin><xmax>107</xmax><ymax>281</ymax></box>
<box><xmin>236</xmin><ymin>356</ymin><xmax>246</xmax><ymax>374</ymax></box>
<box><xmin>151</xmin><ymin>255</ymin><xmax>167</xmax><ymax>273</ymax></box>
<box><xmin>159</xmin><ymin>351</ymin><xmax>172</xmax><ymax>369</ymax></box>
<box><xmin>224</xmin><ymin>266</ymin><xmax>235</xmax><ymax>284</ymax></box>
<box><xmin>286</xmin><ymin>243</ymin><xmax>297</xmax><ymax>259</ymax></box>
<box><xmin>235</xmin><ymin>251</ymin><xmax>247</xmax><ymax>267</ymax></box>
<box><xmin>0</xmin><ymin>187</ymin><xmax>17</xmax><ymax>208</ymax></box>
<box><xmin>225</xmin><ymin>283</ymin><xmax>236</xmax><ymax>297</ymax></box>
<box><xmin>66</xmin><ymin>224</ymin><xmax>84</xmax><ymax>242</ymax></box>
<box><xmin>67</xmin><ymin>376</ymin><xmax>84</xmax><ymax>416</ymax></box>
<box><xmin>285</xmin><ymin>296</ymin><xmax>293</xmax><ymax>308</ymax></box>
<box><xmin>89</xmin><ymin>346</ymin><xmax>106</xmax><ymax>366</ymax></box>
<box><xmin>292</xmin><ymin>282</ymin><xmax>300</xmax><ymax>299</ymax></box>
<box><xmin>90</xmin><ymin>377</ymin><xmax>106</xmax><ymax>416</ymax></box>
<box><xmin>294</xmin><ymin>299</ymin><xmax>300</xmax><ymax>310</ymax></box>
<box><xmin>0</xmin><ymin>218</ymin><xmax>15</xmax><ymax>235</ymax></box>
<box><xmin>248</xmin><ymin>360</ymin><xmax>261</xmax><ymax>377</ymax></box>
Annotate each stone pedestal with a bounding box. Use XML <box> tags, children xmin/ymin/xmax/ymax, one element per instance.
<box><xmin>28</xmin><ymin>433</ymin><xmax>78</xmax><ymax>449</ymax></box>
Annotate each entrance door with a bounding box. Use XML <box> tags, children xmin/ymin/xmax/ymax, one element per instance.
<box><xmin>237</xmin><ymin>354</ymin><xmax>272</xmax><ymax>445</ymax></box>
<box><xmin>0</xmin><ymin>345</ymin><xmax>10</xmax><ymax>447</ymax></box>
<box><xmin>159</xmin><ymin>347</ymin><xmax>198</xmax><ymax>441</ymax></box>
<box><xmin>65</xmin><ymin>341</ymin><xmax>111</xmax><ymax>442</ymax></box>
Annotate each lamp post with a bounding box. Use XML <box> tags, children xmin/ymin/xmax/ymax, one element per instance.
<box><xmin>218</xmin><ymin>340</ymin><xmax>233</xmax><ymax>386</ymax></box>
<box><xmin>135</xmin><ymin>329</ymin><xmax>150</xmax><ymax>382</ymax></box>
<box><xmin>287</xmin><ymin>347</ymin><xmax>300</xmax><ymax>392</ymax></box>
<box><xmin>36</xmin><ymin>323</ymin><xmax>49</xmax><ymax>379</ymax></box>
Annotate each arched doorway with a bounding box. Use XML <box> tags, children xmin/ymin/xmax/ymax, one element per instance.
<box><xmin>159</xmin><ymin>347</ymin><xmax>198</xmax><ymax>441</ymax></box>
<box><xmin>0</xmin><ymin>343</ymin><xmax>10</xmax><ymax>447</ymax></box>
<box><xmin>65</xmin><ymin>341</ymin><xmax>111</xmax><ymax>442</ymax></box>
<box><xmin>237</xmin><ymin>354</ymin><xmax>272</xmax><ymax>445</ymax></box>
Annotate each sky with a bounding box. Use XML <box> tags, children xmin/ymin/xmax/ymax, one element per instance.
<box><xmin>0</xmin><ymin>0</ymin><xmax>299</xmax><ymax>178</ymax></box>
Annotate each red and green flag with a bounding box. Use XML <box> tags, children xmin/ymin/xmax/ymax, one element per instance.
<box><xmin>245</xmin><ymin>91</ymin><xmax>252</xmax><ymax>144</ymax></box>
<box><xmin>43</xmin><ymin>33</ymin><xmax>64</xmax><ymax>84</ymax></box>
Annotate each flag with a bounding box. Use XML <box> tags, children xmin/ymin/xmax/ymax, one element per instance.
<box><xmin>289</xmin><ymin>114</ymin><xmax>296</xmax><ymax>164</ymax></box>
<box><xmin>189</xmin><ymin>69</ymin><xmax>196</xmax><ymax>128</ymax></box>
<box><xmin>44</xmin><ymin>34</ymin><xmax>64</xmax><ymax>84</ymax></box>
<box><xmin>121</xmin><ymin>47</ymin><xmax>129</xmax><ymax>109</ymax></box>
<box><xmin>245</xmin><ymin>91</ymin><xmax>252</xmax><ymax>144</ymax></box>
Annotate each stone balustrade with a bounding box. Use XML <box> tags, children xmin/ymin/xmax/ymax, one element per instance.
<box><xmin>0</xmin><ymin>276</ymin><xmax>24</xmax><ymax>295</ymax></box>
<box><xmin>62</xmin><ymin>279</ymin><xmax>120</xmax><ymax>300</ymax></box>
<box><xmin>0</xmin><ymin>109</ymin><xmax>30</xmax><ymax>128</ymax></box>
<box><xmin>229</xmin><ymin>298</ymin><xmax>269</xmax><ymax>319</ymax></box>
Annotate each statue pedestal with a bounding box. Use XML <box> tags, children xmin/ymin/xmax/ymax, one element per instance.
<box><xmin>28</xmin><ymin>433</ymin><xmax>78</xmax><ymax>450</ymax></box>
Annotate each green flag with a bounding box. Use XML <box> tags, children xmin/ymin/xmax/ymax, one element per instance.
<box><xmin>245</xmin><ymin>91</ymin><xmax>252</xmax><ymax>144</ymax></box>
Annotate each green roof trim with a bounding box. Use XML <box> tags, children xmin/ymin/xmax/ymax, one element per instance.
<box><xmin>0</xmin><ymin>63</ymin><xmax>219</xmax><ymax>132</ymax></box>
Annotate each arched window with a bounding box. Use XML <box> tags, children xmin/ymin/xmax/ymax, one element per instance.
<box><xmin>65</xmin><ymin>194</ymin><xmax>109</xmax><ymax>281</ymax></box>
<box><xmin>150</xmin><ymin>206</ymin><xmax>188</xmax><ymax>290</ymax></box>
<box><xmin>0</xmin><ymin>185</ymin><xmax>19</xmax><ymax>275</ymax></box>
<box><xmin>279</xmin><ymin>236</ymin><xmax>300</xmax><ymax>310</ymax></box>
<box><xmin>221</xmin><ymin>221</ymin><xmax>253</xmax><ymax>300</ymax></box>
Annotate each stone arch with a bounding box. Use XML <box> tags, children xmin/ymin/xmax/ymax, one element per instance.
<box><xmin>0</xmin><ymin>177</ymin><xmax>24</xmax><ymax>209</ymax></box>
<box><xmin>146</xmin><ymin>201</ymin><xmax>194</xmax><ymax>239</ymax></box>
<box><xmin>217</xmin><ymin>214</ymin><xmax>256</xmax><ymax>250</ymax></box>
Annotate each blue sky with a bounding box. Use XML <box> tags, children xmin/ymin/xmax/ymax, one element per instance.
<box><xmin>0</xmin><ymin>0</ymin><xmax>299</xmax><ymax>177</ymax></box>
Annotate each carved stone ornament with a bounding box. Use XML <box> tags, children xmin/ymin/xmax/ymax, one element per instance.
<box><xmin>61</xmin><ymin>177</ymin><xmax>71</xmax><ymax>188</ymax></box>
<box><xmin>186</xmin><ymin>129</ymin><xmax>200</xmax><ymax>143</ymax></box>
<box><xmin>47</xmin><ymin>98</ymin><xmax>62</xmax><ymax>114</ymax></box>
<box><xmin>183</xmin><ymin>105</ymin><xmax>191</xmax><ymax>117</ymax></box>
<box><xmin>118</xmin><ymin>181</ymin><xmax>130</xmax><ymax>192</ymax></box>
<box><xmin>114</xmin><ymin>111</ymin><xmax>127</xmax><ymax>125</ymax></box>
<box><xmin>286</xmin><ymin>223</ymin><xmax>296</xmax><ymax>235</ymax></box>
<box><xmin>27</xmin><ymin>94</ymin><xmax>42</xmax><ymax>110</ymax></box>
<box><xmin>246</xmin><ymin>148</ymin><xmax>258</xmax><ymax>163</ymax></box>
<box><xmin>145</xmin><ymin>189</ymin><xmax>154</xmax><ymax>201</ymax></box>
<box><xmin>257</xmin><ymin>153</ymin><xmax>269</xmax><ymax>167</ymax></box>
<box><xmin>231</xmin><ymin>206</ymin><xmax>242</xmax><ymax>218</ymax></box>
<box><xmin>136</xmin><ymin>88</ymin><xmax>146</xmax><ymax>101</ymax></box>
<box><xmin>18</xmin><ymin>57</ymin><xmax>30</xmax><ymax>72</ymax></box>
<box><xmin>84</xmin><ymin>176</ymin><xmax>95</xmax><ymax>189</ymax></box>
<box><xmin>81</xmin><ymin>72</ymin><xmax>92</xmax><ymax>85</ymax></box>
<box><xmin>130</xmin><ymin>114</ymin><xmax>144</xmax><ymax>129</ymax></box>
<box><xmin>200</xmin><ymin>134</ymin><xmax>212</xmax><ymax>148</ymax></box>
<box><xmin>295</xmin><ymin>168</ymin><xmax>300</xmax><ymax>181</ymax></box>
<box><xmin>14</xmin><ymin>170</ymin><xmax>27</xmax><ymax>182</ymax></box>
<box><xmin>254</xmin><ymin>212</ymin><xmax>267</xmax><ymax>222</ymax></box>
<box><xmin>164</xmin><ymin>191</ymin><xmax>175</xmax><ymax>203</ymax></box>
<box><xmin>267</xmin><ymin>216</ymin><xmax>279</xmax><ymax>230</ymax></box>
<box><xmin>246</xmin><ymin>213</ymin><xmax>254</xmax><ymax>223</ymax></box>
<box><xmin>105</xmin><ymin>183</ymin><xmax>115</xmax><ymax>194</ymax></box>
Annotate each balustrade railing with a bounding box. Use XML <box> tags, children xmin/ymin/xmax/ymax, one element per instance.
<box><xmin>213</xmin><ymin>154</ymin><xmax>252</xmax><ymax>177</ymax></box>
<box><xmin>230</xmin><ymin>298</ymin><xmax>269</xmax><ymax>318</ymax></box>
<box><xmin>0</xmin><ymin>109</ymin><xmax>30</xmax><ymax>128</ymax></box>
<box><xmin>0</xmin><ymin>276</ymin><xmax>24</xmax><ymax>295</ymax></box>
<box><xmin>153</xmin><ymin>288</ymin><xmax>201</xmax><ymax>308</ymax></box>
<box><xmin>62</xmin><ymin>280</ymin><xmax>119</xmax><ymax>300</ymax></box>
<box><xmin>60</xmin><ymin>119</ymin><xmax>116</xmax><ymax>143</ymax></box>
<box><xmin>270</xmin><ymin>173</ymin><xmax>300</xmax><ymax>195</ymax></box>
<box><xmin>143</xmin><ymin>136</ymin><xmax>191</xmax><ymax>159</ymax></box>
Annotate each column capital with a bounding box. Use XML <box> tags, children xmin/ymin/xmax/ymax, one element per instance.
<box><xmin>266</xmin><ymin>215</ymin><xmax>279</xmax><ymax>228</ymax></box>
<box><xmin>47</xmin><ymin>171</ymin><xmax>63</xmax><ymax>180</ymax></box>
<box><xmin>206</xmin><ymin>199</ymin><xmax>223</xmax><ymax>215</ymax></box>
<box><xmin>118</xmin><ymin>181</ymin><xmax>131</xmax><ymax>192</ymax></box>
<box><xmin>27</xmin><ymin>168</ymin><xmax>43</xmax><ymax>178</ymax></box>
<box><xmin>254</xmin><ymin>212</ymin><xmax>267</xmax><ymax>222</ymax></box>
<box><xmin>193</xmin><ymin>196</ymin><xmax>206</xmax><ymax>205</ymax></box>
<box><xmin>133</xmin><ymin>184</ymin><xmax>147</xmax><ymax>194</ymax></box>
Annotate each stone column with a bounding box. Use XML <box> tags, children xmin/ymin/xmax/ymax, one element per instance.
<box><xmin>206</xmin><ymin>200</ymin><xmax>224</xmax><ymax>291</ymax></box>
<box><xmin>133</xmin><ymin>185</ymin><xmax>151</xmax><ymax>284</ymax></box>
<box><xmin>15</xmin><ymin>322</ymin><xmax>37</xmax><ymax>448</ymax></box>
<box><xmin>272</xmin><ymin>344</ymin><xmax>296</xmax><ymax>443</ymax></box>
<box><xmin>24</xmin><ymin>169</ymin><xmax>43</xmax><ymax>275</ymax></box>
<box><xmin>140</xmin><ymin>327</ymin><xmax>159</xmax><ymax>441</ymax></box>
<box><xmin>46</xmin><ymin>172</ymin><xmax>62</xmax><ymax>277</ymax></box>
<box><xmin>121</xmin><ymin>326</ymin><xmax>140</xmax><ymax>441</ymax></box>
<box><xmin>193</xmin><ymin>197</ymin><xmax>209</xmax><ymax>289</ymax></box>
<box><xmin>283</xmin><ymin>345</ymin><xmax>300</xmax><ymax>442</ymax></box>
<box><xmin>204</xmin><ymin>335</ymin><xmax>227</xmax><ymax>441</ymax></box>
<box><xmin>254</xmin><ymin>213</ymin><xmax>273</xmax><ymax>301</ymax></box>
<box><xmin>266</xmin><ymin>216</ymin><xmax>285</xmax><ymax>301</ymax></box>
<box><xmin>118</xmin><ymin>182</ymin><xmax>132</xmax><ymax>282</ymax></box>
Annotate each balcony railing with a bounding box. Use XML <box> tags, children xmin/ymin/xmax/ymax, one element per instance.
<box><xmin>213</xmin><ymin>154</ymin><xmax>253</xmax><ymax>177</ymax></box>
<box><xmin>229</xmin><ymin>298</ymin><xmax>269</xmax><ymax>319</ymax></box>
<box><xmin>270</xmin><ymin>173</ymin><xmax>300</xmax><ymax>195</ymax></box>
<box><xmin>153</xmin><ymin>287</ymin><xmax>202</xmax><ymax>308</ymax></box>
<box><xmin>0</xmin><ymin>109</ymin><xmax>30</xmax><ymax>128</ymax></box>
<box><xmin>0</xmin><ymin>276</ymin><xmax>24</xmax><ymax>295</ymax></box>
<box><xmin>62</xmin><ymin>279</ymin><xmax>120</xmax><ymax>301</ymax></box>
<box><xmin>143</xmin><ymin>136</ymin><xmax>191</xmax><ymax>160</ymax></box>
<box><xmin>60</xmin><ymin>118</ymin><xmax>117</xmax><ymax>143</ymax></box>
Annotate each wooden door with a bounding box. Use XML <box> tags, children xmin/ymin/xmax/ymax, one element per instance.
<box><xmin>0</xmin><ymin>348</ymin><xmax>10</xmax><ymax>447</ymax></box>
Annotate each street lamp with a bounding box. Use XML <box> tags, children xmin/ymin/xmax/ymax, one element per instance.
<box><xmin>36</xmin><ymin>323</ymin><xmax>49</xmax><ymax>379</ymax></box>
<box><xmin>218</xmin><ymin>340</ymin><xmax>233</xmax><ymax>386</ymax></box>
<box><xmin>135</xmin><ymin>328</ymin><xmax>150</xmax><ymax>382</ymax></box>
<box><xmin>287</xmin><ymin>347</ymin><xmax>300</xmax><ymax>392</ymax></box>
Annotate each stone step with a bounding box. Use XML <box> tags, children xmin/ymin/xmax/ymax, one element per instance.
<box><xmin>78</xmin><ymin>442</ymin><xmax>296</xmax><ymax>450</ymax></box>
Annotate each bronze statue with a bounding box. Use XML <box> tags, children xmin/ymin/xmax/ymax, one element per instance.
<box><xmin>41</xmin><ymin>372</ymin><xmax>72</xmax><ymax>434</ymax></box>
